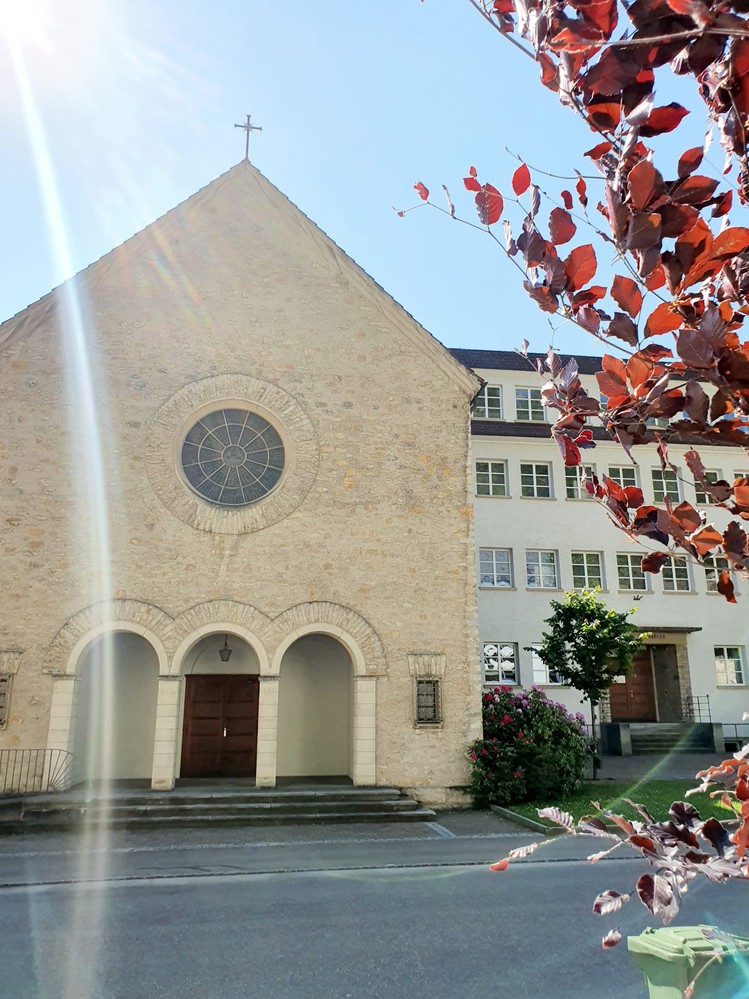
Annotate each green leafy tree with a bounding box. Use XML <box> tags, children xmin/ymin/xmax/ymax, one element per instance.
<box><xmin>529</xmin><ymin>589</ymin><xmax>646</xmax><ymax>779</ymax></box>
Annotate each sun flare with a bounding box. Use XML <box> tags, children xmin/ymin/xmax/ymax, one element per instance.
<box><xmin>0</xmin><ymin>0</ymin><xmax>49</xmax><ymax>41</ymax></box>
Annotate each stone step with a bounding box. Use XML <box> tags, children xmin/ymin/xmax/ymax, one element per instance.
<box><xmin>72</xmin><ymin>799</ymin><xmax>424</xmax><ymax>819</ymax></box>
<box><xmin>78</xmin><ymin>788</ymin><xmax>403</xmax><ymax>810</ymax></box>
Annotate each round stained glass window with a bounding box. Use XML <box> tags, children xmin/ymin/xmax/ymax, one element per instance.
<box><xmin>181</xmin><ymin>409</ymin><xmax>285</xmax><ymax>507</ymax></box>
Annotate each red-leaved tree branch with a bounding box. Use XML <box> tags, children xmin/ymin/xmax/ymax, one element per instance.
<box><xmin>408</xmin><ymin>0</ymin><xmax>749</xmax><ymax>600</ymax></box>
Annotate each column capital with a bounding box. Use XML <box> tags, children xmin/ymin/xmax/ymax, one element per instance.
<box><xmin>258</xmin><ymin>674</ymin><xmax>280</xmax><ymax>682</ymax></box>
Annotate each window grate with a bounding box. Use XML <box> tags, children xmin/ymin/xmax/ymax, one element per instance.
<box><xmin>415</xmin><ymin>678</ymin><xmax>441</xmax><ymax>724</ymax></box>
<box><xmin>0</xmin><ymin>676</ymin><xmax>9</xmax><ymax>727</ymax></box>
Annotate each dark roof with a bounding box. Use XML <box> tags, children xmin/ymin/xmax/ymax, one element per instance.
<box><xmin>449</xmin><ymin>348</ymin><xmax>604</xmax><ymax>375</ymax></box>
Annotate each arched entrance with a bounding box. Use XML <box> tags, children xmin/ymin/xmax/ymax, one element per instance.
<box><xmin>276</xmin><ymin>634</ymin><xmax>353</xmax><ymax>779</ymax></box>
<box><xmin>73</xmin><ymin>632</ymin><xmax>159</xmax><ymax>781</ymax></box>
<box><xmin>179</xmin><ymin>632</ymin><xmax>261</xmax><ymax>778</ymax></box>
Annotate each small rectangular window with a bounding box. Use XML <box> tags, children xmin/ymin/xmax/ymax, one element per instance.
<box><xmin>475</xmin><ymin>460</ymin><xmax>508</xmax><ymax>497</ymax></box>
<box><xmin>571</xmin><ymin>551</ymin><xmax>603</xmax><ymax>590</ymax></box>
<box><xmin>0</xmin><ymin>676</ymin><xmax>9</xmax><ymax>727</ymax></box>
<box><xmin>695</xmin><ymin>470</ymin><xmax>720</xmax><ymax>506</ymax></box>
<box><xmin>715</xmin><ymin>646</ymin><xmax>745</xmax><ymax>686</ymax></box>
<box><xmin>662</xmin><ymin>556</ymin><xmax>691</xmax><ymax>592</ymax></box>
<box><xmin>479</xmin><ymin>548</ymin><xmax>513</xmax><ymax>588</ymax></box>
<box><xmin>652</xmin><ymin>469</ymin><xmax>680</xmax><ymax>503</ymax></box>
<box><xmin>520</xmin><ymin>462</ymin><xmax>553</xmax><ymax>498</ymax></box>
<box><xmin>617</xmin><ymin>553</ymin><xmax>647</xmax><ymax>591</ymax></box>
<box><xmin>526</xmin><ymin>550</ymin><xmax>559</xmax><ymax>589</ymax></box>
<box><xmin>415</xmin><ymin>678</ymin><xmax>441</xmax><ymax>724</ymax></box>
<box><xmin>705</xmin><ymin>556</ymin><xmax>731</xmax><ymax>593</ymax></box>
<box><xmin>472</xmin><ymin>385</ymin><xmax>503</xmax><ymax>420</ymax></box>
<box><xmin>608</xmin><ymin>466</ymin><xmax>637</xmax><ymax>489</ymax></box>
<box><xmin>483</xmin><ymin>643</ymin><xmax>518</xmax><ymax>684</ymax></box>
<box><xmin>530</xmin><ymin>644</ymin><xmax>562</xmax><ymax>685</ymax></box>
<box><xmin>565</xmin><ymin>464</ymin><xmax>595</xmax><ymax>500</ymax></box>
<box><xmin>515</xmin><ymin>387</ymin><xmax>545</xmax><ymax>422</ymax></box>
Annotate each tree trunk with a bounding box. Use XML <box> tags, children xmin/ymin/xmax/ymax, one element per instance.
<box><xmin>591</xmin><ymin>702</ymin><xmax>599</xmax><ymax>781</ymax></box>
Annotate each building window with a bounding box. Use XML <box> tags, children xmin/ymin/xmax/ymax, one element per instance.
<box><xmin>617</xmin><ymin>553</ymin><xmax>648</xmax><ymax>591</ymax></box>
<box><xmin>705</xmin><ymin>556</ymin><xmax>731</xmax><ymax>593</ymax></box>
<box><xmin>472</xmin><ymin>385</ymin><xmax>503</xmax><ymax>420</ymax></box>
<box><xmin>715</xmin><ymin>646</ymin><xmax>745</xmax><ymax>686</ymax></box>
<box><xmin>609</xmin><ymin>466</ymin><xmax>638</xmax><ymax>489</ymax></box>
<box><xmin>652</xmin><ymin>469</ymin><xmax>680</xmax><ymax>503</ymax></box>
<box><xmin>181</xmin><ymin>409</ymin><xmax>285</xmax><ymax>507</ymax></box>
<box><xmin>0</xmin><ymin>676</ymin><xmax>9</xmax><ymax>727</ymax></box>
<box><xmin>565</xmin><ymin>464</ymin><xmax>595</xmax><ymax>500</ymax></box>
<box><xmin>571</xmin><ymin>552</ymin><xmax>603</xmax><ymax>590</ymax></box>
<box><xmin>662</xmin><ymin>557</ymin><xmax>691</xmax><ymax>592</ymax></box>
<box><xmin>479</xmin><ymin>548</ymin><xmax>513</xmax><ymax>588</ymax></box>
<box><xmin>694</xmin><ymin>470</ymin><xmax>720</xmax><ymax>506</ymax></box>
<box><xmin>415</xmin><ymin>678</ymin><xmax>441</xmax><ymax>724</ymax></box>
<box><xmin>526</xmin><ymin>550</ymin><xmax>559</xmax><ymax>588</ymax></box>
<box><xmin>483</xmin><ymin>643</ymin><xmax>518</xmax><ymax>684</ymax></box>
<box><xmin>520</xmin><ymin>462</ymin><xmax>552</xmax><ymax>498</ymax></box>
<box><xmin>515</xmin><ymin>387</ymin><xmax>545</xmax><ymax>422</ymax></box>
<box><xmin>647</xmin><ymin>416</ymin><xmax>670</xmax><ymax>430</ymax></box>
<box><xmin>530</xmin><ymin>644</ymin><xmax>562</xmax><ymax>685</ymax></box>
<box><xmin>475</xmin><ymin>460</ymin><xmax>508</xmax><ymax>497</ymax></box>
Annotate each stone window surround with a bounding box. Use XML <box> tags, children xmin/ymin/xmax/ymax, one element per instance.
<box><xmin>146</xmin><ymin>374</ymin><xmax>319</xmax><ymax>535</ymax></box>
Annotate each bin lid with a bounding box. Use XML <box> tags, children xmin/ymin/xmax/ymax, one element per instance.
<box><xmin>628</xmin><ymin>926</ymin><xmax>749</xmax><ymax>963</ymax></box>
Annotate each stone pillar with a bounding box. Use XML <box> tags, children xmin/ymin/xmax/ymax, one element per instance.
<box><xmin>255</xmin><ymin>675</ymin><xmax>280</xmax><ymax>787</ymax></box>
<box><xmin>352</xmin><ymin>676</ymin><xmax>376</xmax><ymax>786</ymax></box>
<box><xmin>150</xmin><ymin>675</ymin><xmax>184</xmax><ymax>790</ymax></box>
<box><xmin>45</xmin><ymin>674</ymin><xmax>80</xmax><ymax>789</ymax></box>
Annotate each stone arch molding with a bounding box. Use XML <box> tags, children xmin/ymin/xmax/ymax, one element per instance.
<box><xmin>46</xmin><ymin>599</ymin><xmax>173</xmax><ymax>676</ymax></box>
<box><xmin>47</xmin><ymin>599</ymin><xmax>387</xmax><ymax>678</ymax></box>
<box><xmin>145</xmin><ymin>373</ymin><xmax>319</xmax><ymax>535</ymax></box>
<box><xmin>269</xmin><ymin>601</ymin><xmax>387</xmax><ymax>676</ymax></box>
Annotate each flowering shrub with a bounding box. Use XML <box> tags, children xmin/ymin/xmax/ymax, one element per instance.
<box><xmin>468</xmin><ymin>686</ymin><xmax>590</xmax><ymax>808</ymax></box>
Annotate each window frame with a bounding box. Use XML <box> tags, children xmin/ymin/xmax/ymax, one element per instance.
<box><xmin>475</xmin><ymin>459</ymin><xmax>509</xmax><ymax>498</ymax></box>
<box><xmin>530</xmin><ymin>644</ymin><xmax>563</xmax><ymax>686</ymax></box>
<box><xmin>515</xmin><ymin>386</ymin><xmax>545</xmax><ymax>423</ymax></box>
<box><xmin>571</xmin><ymin>551</ymin><xmax>604</xmax><ymax>590</ymax></box>
<box><xmin>565</xmin><ymin>464</ymin><xmax>596</xmax><ymax>500</ymax></box>
<box><xmin>694</xmin><ymin>469</ymin><xmax>720</xmax><ymax>506</ymax></box>
<box><xmin>482</xmin><ymin>642</ymin><xmax>518</xmax><ymax>685</ymax></box>
<box><xmin>478</xmin><ymin>548</ymin><xmax>514</xmax><ymax>588</ymax></box>
<box><xmin>608</xmin><ymin>465</ymin><xmax>638</xmax><ymax>489</ymax></box>
<box><xmin>472</xmin><ymin>384</ymin><xmax>503</xmax><ymax>420</ymax></box>
<box><xmin>520</xmin><ymin>462</ymin><xmax>553</xmax><ymax>499</ymax></box>
<box><xmin>526</xmin><ymin>549</ymin><xmax>560</xmax><ymax>589</ymax></box>
<box><xmin>714</xmin><ymin>646</ymin><xmax>745</xmax><ymax>686</ymax></box>
<box><xmin>704</xmin><ymin>555</ymin><xmax>732</xmax><ymax>594</ymax></box>
<box><xmin>652</xmin><ymin>468</ymin><xmax>680</xmax><ymax>503</ymax></box>
<box><xmin>414</xmin><ymin>678</ymin><xmax>442</xmax><ymax>725</ymax></box>
<box><xmin>0</xmin><ymin>676</ymin><xmax>9</xmax><ymax>729</ymax></box>
<box><xmin>662</xmin><ymin>556</ymin><xmax>692</xmax><ymax>593</ymax></box>
<box><xmin>616</xmin><ymin>552</ymin><xmax>648</xmax><ymax>592</ymax></box>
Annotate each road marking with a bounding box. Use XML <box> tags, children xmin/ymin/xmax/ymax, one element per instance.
<box><xmin>424</xmin><ymin>821</ymin><xmax>457</xmax><ymax>839</ymax></box>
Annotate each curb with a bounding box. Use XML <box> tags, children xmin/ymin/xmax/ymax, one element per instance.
<box><xmin>489</xmin><ymin>804</ymin><xmax>565</xmax><ymax>836</ymax></box>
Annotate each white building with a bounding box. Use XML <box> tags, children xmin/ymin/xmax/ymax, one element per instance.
<box><xmin>452</xmin><ymin>348</ymin><xmax>749</xmax><ymax>747</ymax></box>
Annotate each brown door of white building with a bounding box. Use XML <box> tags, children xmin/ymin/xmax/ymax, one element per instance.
<box><xmin>608</xmin><ymin>649</ymin><xmax>657</xmax><ymax>722</ymax></box>
<box><xmin>181</xmin><ymin>675</ymin><xmax>259</xmax><ymax>777</ymax></box>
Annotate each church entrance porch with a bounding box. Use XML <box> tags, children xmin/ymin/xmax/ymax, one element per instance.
<box><xmin>180</xmin><ymin>675</ymin><xmax>259</xmax><ymax>778</ymax></box>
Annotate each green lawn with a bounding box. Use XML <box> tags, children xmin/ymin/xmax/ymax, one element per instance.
<box><xmin>507</xmin><ymin>779</ymin><xmax>737</xmax><ymax>827</ymax></box>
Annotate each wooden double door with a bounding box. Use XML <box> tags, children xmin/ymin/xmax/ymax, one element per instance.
<box><xmin>181</xmin><ymin>675</ymin><xmax>260</xmax><ymax>778</ymax></box>
<box><xmin>608</xmin><ymin>650</ymin><xmax>657</xmax><ymax>722</ymax></box>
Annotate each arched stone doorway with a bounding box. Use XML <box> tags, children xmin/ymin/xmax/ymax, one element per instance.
<box><xmin>178</xmin><ymin>632</ymin><xmax>261</xmax><ymax>778</ymax></box>
<box><xmin>276</xmin><ymin>634</ymin><xmax>353</xmax><ymax>779</ymax></box>
<box><xmin>73</xmin><ymin>632</ymin><xmax>159</xmax><ymax>781</ymax></box>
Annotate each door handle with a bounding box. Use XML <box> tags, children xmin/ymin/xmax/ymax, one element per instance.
<box><xmin>223</xmin><ymin>726</ymin><xmax>227</xmax><ymax>738</ymax></box>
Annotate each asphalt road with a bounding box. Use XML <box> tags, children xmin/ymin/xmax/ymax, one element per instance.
<box><xmin>1</xmin><ymin>836</ymin><xmax>747</xmax><ymax>999</ymax></box>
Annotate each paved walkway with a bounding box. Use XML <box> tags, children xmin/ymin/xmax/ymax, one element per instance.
<box><xmin>591</xmin><ymin>750</ymin><xmax>726</xmax><ymax>783</ymax></box>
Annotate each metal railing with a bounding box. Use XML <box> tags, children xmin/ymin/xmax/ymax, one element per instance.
<box><xmin>683</xmin><ymin>695</ymin><xmax>712</xmax><ymax>723</ymax></box>
<box><xmin>0</xmin><ymin>749</ymin><xmax>76</xmax><ymax>795</ymax></box>
<box><xmin>722</xmin><ymin>724</ymin><xmax>749</xmax><ymax>752</ymax></box>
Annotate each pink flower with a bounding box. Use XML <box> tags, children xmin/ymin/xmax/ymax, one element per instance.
<box><xmin>501</xmin><ymin>714</ymin><xmax>512</xmax><ymax>724</ymax></box>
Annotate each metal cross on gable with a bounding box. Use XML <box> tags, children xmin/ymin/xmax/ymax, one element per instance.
<box><xmin>234</xmin><ymin>114</ymin><xmax>263</xmax><ymax>162</ymax></box>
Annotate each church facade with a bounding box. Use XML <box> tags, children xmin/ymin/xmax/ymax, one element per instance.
<box><xmin>0</xmin><ymin>162</ymin><xmax>483</xmax><ymax>804</ymax></box>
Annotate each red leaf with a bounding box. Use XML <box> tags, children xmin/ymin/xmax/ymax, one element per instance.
<box><xmin>607</xmin><ymin>313</ymin><xmax>639</xmax><ymax>346</ymax></box>
<box><xmin>576</xmin><ymin>175</ymin><xmax>588</xmax><ymax>208</ymax></box>
<box><xmin>469</xmin><ymin>165</ymin><xmax>477</xmax><ymax>177</ymax></box>
<box><xmin>624</xmin><ymin>486</ymin><xmax>644</xmax><ymax>508</ymax></box>
<box><xmin>642</xmin><ymin>552</ymin><xmax>670</xmax><ymax>574</ymax></box>
<box><xmin>512</xmin><ymin>163</ymin><xmax>531</xmax><ymax>196</ymax></box>
<box><xmin>561</xmin><ymin>190</ymin><xmax>574</xmax><ymax>210</ymax></box>
<box><xmin>475</xmin><ymin>184</ymin><xmax>503</xmax><ymax>226</ymax></box>
<box><xmin>644</xmin><ymin>303</ymin><xmax>683</xmax><ymax>337</ymax></box>
<box><xmin>585</xmin><ymin>141</ymin><xmax>613</xmax><ymax>159</ymax></box>
<box><xmin>712</xmin><ymin>190</ymin><xmax>733</xmax><ymax>218</ymax></box>
<box><xmin>689</xmin><ymin>524</ymin><xmax>723</xmax><ymax>555</ymax></box>
<box><xmin>602</xmin><ymin>929</ymin><xmax>622</xmax><ymax>949</ymax></box>
<box><xmin>626</xmin><ymin>352</ymin><xmax>653</xmax><ymax>388</ymax></box>
<box><xmin>628</xmin><ymin>160</ymin><xmax>665</xmax><ymax>212</ymax></box>
<box><xmin>672</xmin><ymin>174</ymin><xmax>720</xmax><ymax>207</ymax></box>
<box><xmin>557</xmin><ymin>434</ymin><xmax>582</xmax><ymax>466</ymax></box>
<box><xmin>564</xmin><ymin>244</ymin><xmax>597</xmax><ymax>291</ymax></box>
<box><xmin>489</xmin><ymin>858</ymin><xmax>510</xmax><ymax>871</ymax></box>
<box><xmin>718</xmin><ymin>570</ymin><xmax>737</xmax><ymax>603</ymax></box>
<box><xmin>549</xmin><ymin>207</ymin><xmax>577</xmax><ymax>245</ymax></box>
<box><xmin>711</xmin><ymin>227</ymin><xmax>749</xmax><ymax>258</ymax></box>
<box><xmin>640</xmin><ymin>103</ymin><xmax>690</xmax><ymax>137</ymax></box>
<box><xmin>464</xmin><ymin>175</ymin><xmax>481</xmax><ymax>193</ymax></box>
<box><xmin>414</xmin><ymin>182</ymin><xmax>429</xmax><ymax>202</ymax></box>
<box><xmin>678</xmin><ymin>147</ymin><xmax>704</xmax><ymax>178</ymax></box>
<box><xmin>611</xmin><ymin>275</ymin><xmax>643</xmax><ymax>317</ymax></box>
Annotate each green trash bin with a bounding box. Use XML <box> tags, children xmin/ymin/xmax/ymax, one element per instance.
<box><xmin>628</xmin><ymin>925</ymin><xmax>749</xmax><ymax>998</ymax></box>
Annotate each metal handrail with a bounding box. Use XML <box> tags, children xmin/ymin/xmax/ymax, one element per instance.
<box><xmin>683</xmin><ymin>695</ymin><xmax>712</xmax><ymax>723</ymax></box>
<box><xmin>0</xmin><ymin>749</ymin><xmax>76</xmax><ymax>795</ymax></box>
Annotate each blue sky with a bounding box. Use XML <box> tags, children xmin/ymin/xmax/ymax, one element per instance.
<box><xmin>0</xmin><ymin>2</ymin><xmax>702</xmax><ymax>356</ymax></box>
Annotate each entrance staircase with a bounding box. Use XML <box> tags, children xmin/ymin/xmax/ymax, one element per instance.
<box><xmin>629</xmin><ymin>723</ymin><xmax>714</xmax><ymax>755</ymax></box>
<box><xmin>1</xmin><ymin>784</ymin><xmax>437</xmax><ymax>831</ymax></box>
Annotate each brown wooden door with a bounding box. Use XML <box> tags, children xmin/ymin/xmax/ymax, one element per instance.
<box><xmin>181</xmin><ymin>675</ymin><xmax>259</xmax><ymax>777</ymax></box>
<box><xmin>609</xmin><ymin>650</ymin><xmax>657</xmax><ymax>722</ymax></box>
